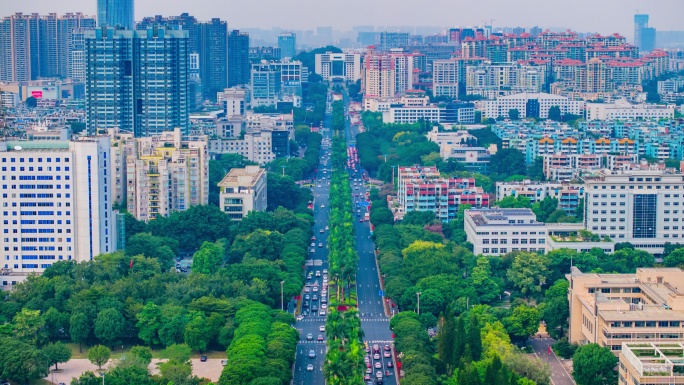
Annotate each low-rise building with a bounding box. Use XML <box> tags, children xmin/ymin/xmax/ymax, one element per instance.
<box><xmin>464</xmin><ymin>208</ymin><xmax>548</xmax><ymax>255</ymax></box>
<box><xmin>477</xmin><ymin>92</ymin><xmax>585</xmax><ymax>120</ymax></box>
<box><xmin>495</xmin><ymin>180</ymin><xmax>584</xmax><ymax>214</ymax></box>
<box><xmin>315</xmin><ymin>52</ymin><xmax>361</xmax><ymax>82</ymax></box>
<box><xmin>397</xmin><ymin>166</ymin><xmax>488</xmax><ymax>222</ymax></box>
<box><xmin>218</xmin><ymin>166</ymin><xmax>267</xmax><ymax>221</ymax></box>
<box><xmin>586</xmin><ymin>99</ymin><xmax>676</xmax><ymax>121</ymax></box>
<box><xmin>619</xmin><ymin>342</ymin><xmax>684</xmax><ymax>385</ymax></box>
<box><xmin>568</xmin><ymin>267</ymin><xmax>684</xmax><ymax>354</ymax></box>
<box><xmin>382</xmin><ymin>102</ymin><xmax>475</xmax><ymax>124</ymax></box>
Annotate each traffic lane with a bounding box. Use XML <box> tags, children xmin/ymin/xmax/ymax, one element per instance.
<box><xmin>528</xmin><ymin>338</ymin><xmax>575</xmax><ymax>385</ymax></box>
<box><xmin>293</xmin><ymin>342</ymin><xmax>326</xmax><ymax>385</ymax></box>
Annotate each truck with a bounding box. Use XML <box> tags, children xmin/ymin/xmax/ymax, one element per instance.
<box><xmin>364</xmin><ymin>212</ymin><xmax>370</xmax><ymax>222</ymax></box>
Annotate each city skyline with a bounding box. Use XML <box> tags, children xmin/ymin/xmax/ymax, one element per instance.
<box><xmin>3</xmin><ymin>0</ymin><xmax>683</xmax><ymax>40</ymax></box>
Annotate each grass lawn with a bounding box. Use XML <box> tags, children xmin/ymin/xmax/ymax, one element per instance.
<box><xmin>64</xmin><ymin>342</ymin><xmax>226</xmax><ymax>360</ymax></box>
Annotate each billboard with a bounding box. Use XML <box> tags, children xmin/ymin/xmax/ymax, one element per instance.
<box><xmin>27</xmin><ymin>86</ymin><xmax>59</xmax><ymax>100</ymax></box>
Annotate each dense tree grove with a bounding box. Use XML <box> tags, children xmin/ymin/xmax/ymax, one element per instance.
<box><xmin>0</xmin><ymin>203</ymin><xmax>315</xmax><ymax>384</ymax></box>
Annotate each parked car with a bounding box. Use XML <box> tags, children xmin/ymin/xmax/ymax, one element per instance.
<box><xmin>200</xmin><ymin>355</ymin><xmax>208</xmax><ymax>362</ymax></box>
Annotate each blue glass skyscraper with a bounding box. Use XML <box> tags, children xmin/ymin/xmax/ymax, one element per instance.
<box><xmin>97</xmin><ymin>0</ymin><xmax>134</xmax><ymax>30</ymax></box>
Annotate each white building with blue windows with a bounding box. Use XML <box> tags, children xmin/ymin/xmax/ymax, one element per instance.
<box><xmin>0</xmin><ymin>136</ymin><xmax>118</xmax><ymax>281</ymax></box>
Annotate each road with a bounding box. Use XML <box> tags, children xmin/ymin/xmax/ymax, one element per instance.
<box><xmin>291</xmin><ymin>98</ymin><xmax>334</xmax><ymax>385</ymax></box>
<box><xmin>344</xmin><ymin>93</ymin><xmax>398</xmax><ymax>385</ymax></box>
<box><xmin>291</xmin><ymin>92</ymin><xmax>398</xmax><ymax>385</ymax></box>
<box><xmin>528</xmin><ymin>338</ymin><xmax>575</xmax><ymax>385</ymax></box>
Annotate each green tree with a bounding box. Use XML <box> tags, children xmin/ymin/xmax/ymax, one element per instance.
<box><xmin>370</xmin><ymin>206</ymin><xmax>394</xmax><ymax>226</ymax></box>
<box><xmin>541</xmin><ymin>280</ymin><xmax>570</xmax><ymax>339</ymax></box>
<box><xmin>496</xmin><ymin>195</ymin><xmax>532</xmax><ymax>209</ymax></box>
<box><xmin>467</xmin><ymin>314</ymin><xmax>482</xmax><ymax>361</ymax></box>
<box><xmin>87</xmin><ymin>344</ymin><xmax>111</xmax><ymax>370</ymax></box>
<box><xmin>471</xmin><ymin>257</ymin><xmax>500</xmax><ymax>303</ymax></box>
<box><xmin>94</xmin><ymin>308</ymin><xmax>125</xmax><ymax>348</ymax></box>
<box><xmin>453</xmin><ymin>316</ymin><xmax>466</xmax><ymax>365</ymax></box>
<box><xmin>548</xmin><ymin>106</ymin><xmax>562</xmax><ymax>121</ymax></box>
<box><xmin>43</xmin><ymin>341</ymin><xmax>72</xmax><ymax>371</ymax></box>
<box><xmin>0</xmin><ymin>336</ymin><xmax>48</xmax><ymax>384</ymax></box>
<box><xmin>438</xmin><ymin>311</ymin><xmax>456</xmax><ymax>369</ymax></box>
<box><xmin>25</xmin><ymin>96</ymin><xmax>37</xmax><ymax>108</ymax></box>
<box><xmin>572</xmin><ymin>343</ymin><xmax>618</xmax><ymax>385</ymax></box>
<box><xmin>490</xmin><ymin>148</ymin><xmax>527</xmax><ymax>178</ymax></box>
<box><xmin>508</xmin><ymin>109</ymin><xmax>520</xmax><ymax>120</ymax></box>
<box><xmin>70</xmin><ymin>312</ymin><xmax>91</xmax><ymax>353</ymax></box>
<box><xmin>136</xmin><ymin>302</ymin><xmax>162</xmax><ymax>346</ymax></box>
<box><xmin>503</xmin><ymin>305</ymin><xmax>541</xmax><ymax>340</ymax></box>
<box><xmin>70</xmin><ymin>371</ymin><xmax>102</xmax><ymax>385</ymax></box>
<box><xmin>664</xmin><ymin>248</ymin><xmax>684</xmax><ymax>268</ymax></box>
<box><xmin>125</xmin><ymin>232</ymin><xmax>178</xmax><ymax>270</ymax></box>
<box><xmin>13</xmin><ymin>308</ymin><xmax>46</xmax><ymax>346</ymax></box>
<box><xmin>507</xmin><ymin>252</ymin><xmax>550</xmax><ymax>299</ymax></box>
<box><xmin>184</xmin><ymin>314</ymin><xmax>211</xmax><ymax>353</ymax></box>
<box><xmin>161</xmin><ymin>343</ymin><xmax>192</xmax><ymax>363</ymax></box>
<box><xmin>532</xmin><ymin>196</ymin><xmax>560</xmax><ymax>222</ymax></box>
<box><xmin>192</xmin><ymin>240</ymin><xmax>225</xmax><ymax>274</ymax></box>
<box><xmin>129</xmin><ymin>346</ymin><xmax>153</xmax><ymax>366</ymax></box>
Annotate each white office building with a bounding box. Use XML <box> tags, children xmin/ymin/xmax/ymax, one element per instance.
<box><xmin>477</xmin><ymin>92</ymin><xmax>585</xmax><ymax>120</ymax></box>
<box><xmin>0</xmin><ymin>137</ymin><xmax>118</xmax><ymax>277</ymax></box>
<box><xmin>315</xmin><ymin>52</ymin><xmax>361</xmax><ymax>82</ymax></box>
<box><xmin>585</xmin><ymin>99</ymin><xmax>676</xmax><ymax>121</ymax></box>
<box><xmin>218</xmin><ymin>166</ymin><xmax>267</xmax><ymax>221</ymax></box>
<box><xmin>583</xmin><ymin>171</ymin><xmax>684</xmax><ymax>254</ymax></box>
<box><xmin>465</xmin><ymin>208</ymin><xmax>548</xmax><ymax>256</ymax></box>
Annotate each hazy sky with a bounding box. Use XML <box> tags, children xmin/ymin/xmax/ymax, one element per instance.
<box><xmin>2</xmin><ymin>0</ymin><xmax>683</xmax><ymax>39</ymax></box>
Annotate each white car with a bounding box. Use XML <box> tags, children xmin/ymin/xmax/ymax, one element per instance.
<box><xmin>319</xmin><ymin>325</ymin><xmax>325</xmax><ymax>332</ymax></box>
<box><xmin>311</xmin><ymin>242</ymin><xmax>315</xmax><ymax>247</ymax></box>
<box><xmin>319</xmin><ymin>310</ymin><xmax>326</xmax><ymax>316</ymax></box>
<box><xmin>321</xmin><ymin>304</ymin><xmax>327</xmax><ymax>310</ymax></box>
<box><xmin>321</xmin><ymin>204</ymin><xmax>325</xmax><ymax>208</ymax></box>
<box><xmin>307</xmin><ymin>364</ymin><xmax>314</xmax><ymax>371</ymax></box>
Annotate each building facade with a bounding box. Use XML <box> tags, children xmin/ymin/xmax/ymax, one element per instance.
<box><xmin>586</xmin><ymin>100</ymin><xmax>676</xmax><ymax>121</ymax></box>
<box><xmin>314</xmin><ymin>52</ymin><xmax>361</xmax><ymax>82</ymax></box>
<box><xmin>583</xmin><ymin>171</ymin><xmax>684</xmax><ymax>254</ymax></box>
<box><xmin>397</xmin><ymin>166</ymin><xmax>488</xmax><ymax>222</ymax></box>
<box><xmin>114</xmin><ymin>129</ymin><xmax>209</xmax><ymax>221</ymax></box>
<box><xmin>619</xmin><ymin>342</ymin><xmax>684</xmax><ymax>385</ymax></box>
<box><xmin>198</xmin><ymin>19</ymin><xmax>228</xmax><ymax>98</ymax></box>
<box><xmin>278</xmin><ymin>32</ymin><xmax>296</xmax><ymax>59</ymax></box>
<box><xmin>97</xmin><ymin>0</ymin><xmax>134</xmax><ymax>30</ymax></box>
<box><xmin>495</xmin><ymin>180</ymin><xmax>584</xmax><ymax>214</ymax></box>
<box><xmin>218</xmin><ymin>166</ymin><xmax>267</xmax><ymax>220</ymax></box>
<box><xmin>477</xmin><ymin>92</ymin><xmax>585</xmax><ymax>120</ymax></box>
<box><xmin>0</xmin><ymin>137</ymin><xmax>118</xmax><ymax>276</ymax></box>
<box><xmin>568</xmin><ymin>267</ymin><xmax>684</xmax><ymax>353</ymax></box>
<box><xmin>85</xmin><ymin>27</ymin><xmax>189</xmax><ymax>137</ymax></box>
<box><xmin>227</xmin><ymin>30</ymin><xmax>250</xmax><ymax>87</ymax></box>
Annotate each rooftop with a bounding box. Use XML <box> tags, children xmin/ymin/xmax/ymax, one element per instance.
<box><xmin>218</xmin><ymin>166</ymin><xmax>265</xmax><ymax>188</ymax></box>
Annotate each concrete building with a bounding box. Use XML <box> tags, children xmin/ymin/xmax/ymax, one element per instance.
<box><xmin>567</xmin><ymin>267</ymin><xmax>684</xmax><ymax>352</ymax></box>
<box><xmin>117</xmin><ymin>128</ymin><xmax>209</xmax><ymax>221</ymax></box>
<box><xmin>586</xmin><ymin>100</ymin><xmax>676</xmax><ymax>121</ymax></box>
<box><xmin>495</xmin><ymin>180</ymin><xmax>584</xmax><ymax>214</ymax></box>
<box><xmin>218</xmin><ymin>166</ymin><xmax>267</xmax><ymax>221</ymax></box>
<box><xmin>634</xmin><ymin>14</ymin><xmax>656</xmax><ymax>53</ymax></box>
<box><xmin>379</xmin><ymin>32</ymin><xmax>410</xmax><ymax>51</ymax></box>
<box><xmin>250</xmin><ymin>61</ymin><xmax>306</xmax><ymax>107</ymax></box>
<box><xmin>362</xmin><ymin>52</ymin><xmax>414</xmax><ymax>98</ymax></box>
<box><xmin>85</xmin><ymin>27</ymin><xmax>189</xmax><ymax>137</ymax></box>
<box><xmin>432</xmin><ymin>59</ymin><xmax>460</xmax><ymax>99</ymax></box>
<box><xmin>314</xmin><ymin>52</ymin><xmax>361</xmax><ymax>82</ymax></box>
<box><xmin>227</xmin><ymin>30</ymin><xmax>250</xmax><ymax>87</ymax></box>
<box><xmin>278</xmin><ymin>32</ymin><xmax>296</xmax><ymax>60</ymax></box>
<box><xmin>97</xmin><ymin>0</ymin><xmax>133</xmax><ymax>30</ymax></box>
<box><xmin>465</xmin><ymin>208</ymin><xmax>548</xmax><ymax>255</ymax></box>
<box><xmin>382</xmin><ymin>103</ymin><xmax>475</xmax><ymax>124</ymax></box>
<box><xmin>583</xmin><ymin>171</ymin><xmax>684</xmax><ymax>254</ymax></box>
<box><xmin>0</xmin><ymin>136</ymin><xmax>118</xmax><ymax>279</ymax></box>
<box><xmin>619</xmin><ymin>342</ymin><xmax>684</xmax><ymax>384</ymax></box>
<box><xmin>198</xmin><ymin>19</ymin><xmax>228</xmax><ymax>98</ymax></box>
<box><xmin>397</xmin><ymin>166</ymin><xmax>488</xmax><ymax>222</ymax></box>
<box><xmin>465</xmin><ymin>61</ymin><xmax>545</xmax><ymax>98</ymax></box>
<box><xmin>477</xmin><ymin>92</ymin><xmax>585</xmax><ymax>120</ymax></box>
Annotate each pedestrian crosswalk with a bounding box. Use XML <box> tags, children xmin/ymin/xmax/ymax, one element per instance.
<box><xmin>366</xmin><ymin>340</ymin><xmax>394</xmax><ymax>344</ymax></box>
<box><xmin>297</xmin><ymin>317</ymin><xmax>326</xmax><ymax>322</ymax></box>
<box><xmin>297</xmin><ymin>340</ymin><xmax>326</xmax><ymax>345</ymax></box>
<box><xmin>360</xmin><ymin>318</ymin><xmax>389</xmax><ymax>322</ymax></box>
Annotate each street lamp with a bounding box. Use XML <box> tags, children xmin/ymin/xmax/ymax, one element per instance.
<box><xmin>383</xmin><ymin>154</ymin><xmax>388</xmax><ymax>163</ymax></box>
<box><xmin>416</xmin><ymin>292</ymin><xmax>422</xmax><ymax>315</ymax></box>
<box><xmin>391</xmin><ymin>165</ymin><xmax>397</xmax><ymax>186</ymax></box>
<box><xmin>281</xmin><ymin>165</ymin><xmax>286</xmax><ymax>176</ymax></box>
<box><xmin>98</xmin><ymin>370</ymin><xmax>105</xmax><ymax>385</ymax></box>
<box><xmin>280</xmin><ymin>280</ymin><xmax>285</xmax><ymax>311</ymax></box>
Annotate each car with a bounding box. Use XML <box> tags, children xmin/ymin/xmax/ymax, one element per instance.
<box><xmin>364</xmin><ymin>374</ymin><xmax>372</xmax><ymax>381</ymax></box>
<box><xmin>366</xmin><ymin>362</ymin><xmax>371</xmax><ymax>368</ymax></box>
<box><xmin>321</xmin><ymin>204</ymin><xmax>325</xmax><ymax>208</ymax></box>
<box><xmin>366</xmin><ymin>367</ymin><xmax>372</xmax><ymax>374</ymax></box>
<box><xmin>319</xmin><ymin>325</ymin><xmax>325</xmax><ymax>332</ymax></box>
<box><xmin>312</xmin><ymin>286</ymin><xmax>319</xmax><ymax>292</ymax></box>
<box><xmin>376</xmin><ymin>379</ymin><xmax>384</xmax><ymax>385</ymax></box>
<box><xmin>301</xmin><ymin>310</ymin><xmax>309</xmax><ymax>316</ymax></box>
<box><xmin>374</xmin><ymin>361</ymin><xmax>382</xmax><ymax>369</ymax></box>
<box><xmin>221</xmin><ymin>359</ymin><xmax>228</xmax><ymax>366</ymax></box>
<box><xmin>312</xmin><ymin>305</ymin><xmax>318</xmax><ymax>312</ymax></box>
<box><xmin>200</xmin><ymin>355</ymin><xmax>208</xmax><ymax>362</ymax></box>
<box><xmin>310</xmin><ymin>248</ymin><xmax>315</xmax><ymax>253</ymax></box>
<box><xmin>311</xmin><ymin>236</ymin><xmax>316</xmax><ymax>241</ymax></box>
<box><xmin>321</xmin><ymin>303</ymin><xmax>327</xmax><ymax>310</ymax></box>
<box><xmin>306</xmin><ymin>333</ymin><xmax>313</xmax><ymax>340</ymax></box>
<box><xmin>309</xmin><ymin>350</ymin><xmax>316</xmax><ymax>358</ymax></box>
<box><xmin>384</xmin><ymin>351</ymin><xmax>391</xmax><ymax>358</ymax></box>
<box><xmin>303</xmin><ymin>301</ymin><xmax>309</xmax><ymax>308</ymax></box>
<box><xmin>386</xmin><ymin>361</ymin><xmax>393</xmax><ymax>368</ymax></box>
<box><xmin>312</xmin><ymin>294</ymin><xmax>318</xmax><ymax>301</ymax></box>
<box><xmin>317</xmin><ymin>334</ymin><xmax>324</xmax><ymax>341</ymax></box>
<box><xmin>296</xmin><ymin>314</ymin><xmax>304</xmax><ymax>321</ymax></box>
<box><xmin>307</xmin><ymin>364</ymin><xmax>314</xmax><ymax>371</ymax></box>
<box><xmin>359</xmin><ymin>218</ymin><xmax>364</xmax><ymax>222</ymax></box>
<box><xmin>325</xmin><ymin>226</ymin><xmax>329</xmax><ymax>231</ymax></box>
<box><xmin>320</xmin><ymin>228</ymin><xmax>325</xmax><ymax>233</ymax></box>
<box><xmin>318</xmin><ymin>243</ymin><xmax>323</xmax><ymax>248</ymax></box>
<box><xmin>373</xmin><ymin>353</ymin><xmax>380</xmax><ymax>360</ymax></box>
<box><xmin>310</xmin><ymin>242</ymin><xmax>315</xmax><ymax>247</ymax></box>
<box><xmin>315</xmin><ymin>271</ymin><xmax>321</xmax><ymax>277</ymax></box>
<box><xmin>384</xmin><ymin>345</ymin><xmax>391</xmax><ymax>351</ymax></box>
<box><xmin>304</xmin><ymin>286</ymin><xmax>311</xmax><ymax>292</ymax></box>
<box><xmin>323</xmin><ymin>269</ymin><xmax>328</xmax><ymax>274</ymax></box>
<box><xmin>319</xmin><ymin>310</ymin><xmax>326</xmax><ymax>316</ymax></box>
<box><xmin>304</xmin><ymin>294</ymin><xmax>310</xmax><ymax>300</ymax></box>
<box><xmin>306</xmin><ymin>275</ymin><xmax>312</xmax><ymax>281</ymax></box>
<box><xmin>376</xmin><ymin>371</ymin><xmax>383</xmax><ymax>379</ymax></box>
<box><xmin>321</xmin><ymin>297</ymin><xmax>327</xmax><ymax>304</ymax></box>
